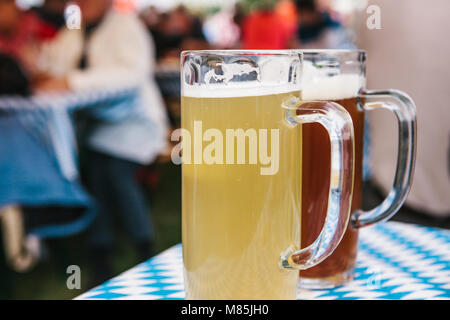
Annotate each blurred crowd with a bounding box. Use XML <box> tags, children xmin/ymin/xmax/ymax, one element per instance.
<box><xmin>0</xmin><ymin>0</ymin><xmax>357</xmax><ymax>288</ymax></box>
<box><xmin>138</xmin><ymin>0</ymin><xmax>354</xmax><ymax>64</ymax></box>
<box><xmin>0</xmin><ymin>0</ymin><xmax>357</xmax><ymax>96</ymax></box>
<box><xmin>0</xmin><ymin>0</ymin><xmax>449</xmax><ymax>295</ymax></box>
<box><xmin>0</xmin><ymin>0</ymin><xmax>170</xmax><ymax>287</ymax></box>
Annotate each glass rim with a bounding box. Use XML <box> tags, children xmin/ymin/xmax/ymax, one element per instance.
<box><xmin>181</xmin><ymin>49</ymin><xmax>302</xmax><ymax>58</ymax></box>
<box><xmin>299</xmin><ymin>49</ymin><xmax>366</xmax><ymax>61</ymax></box>
<box><xmin>181</xmin><ymin>49</ymin><xmax>365</xmax><ymax>55</ymax></box>
<box><xmin>299</xmin><ymin>49</ymin><xmax>366</xmax><ymax>54</ymax></box>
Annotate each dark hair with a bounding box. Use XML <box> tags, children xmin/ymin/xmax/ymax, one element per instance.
<box><xmin>296</xmin><ymin>0</ymin><xmax>317</xmax><ymax>12</ymax></box>
<box><xmin>0</xmin><ymin>53</ymin><xmax>30</xmax><ymax>96</ymax></box>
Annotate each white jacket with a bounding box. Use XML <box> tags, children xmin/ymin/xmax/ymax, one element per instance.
<box><xmin>39</xmin><ymin>9</ymin><xmax>169</xmax><ymax>164</ymax></box>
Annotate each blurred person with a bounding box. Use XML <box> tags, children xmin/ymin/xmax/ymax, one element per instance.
<box><xmin>0</xmin><ymin>0</ymin><xmax>78</xmax><ymax>273</ymax></box>
<box><xmin>140</xmin><ymin>5</ymin><xmax>207</xmax><ymax>60</ymax></box>
<box><xmin>0</xmin><ymin>0</ymin><xmax>57</xmax><ymax>73</ymax></box>
<box><xmin>275</xmin><ymin>0</ymin><xmax>299</xmax><ymax>39</ymax></box>
<box><xmin>165</xmin><ymin>5</ymin><xmax>205</xmax><ymax>44</ymax></box>
<box><xmin>139</xmin><ymin>6</ymin><xmax>166</xmax><ymax>59</ymax></box>
<box><xmin>233</xmin><ymin>2</ymin><xmax>245</xmax><ymax>30</ymax></box>
<box><xmin>357</xmin><ymin>0</ymin><xmax>450</xmax><ymax>224</ymax></box>
<box><xmin>241</xmin><ymin>0</ymin><xmax>293</xmax><ymax>49</ymax></box>
<box><xmin>32</xmin><ymin>0</ymin><xmax>68</xmax><ymax>29</ymax></box>
<box><xmin>202</xmin><ymin>7</ymin><xmax>240</xmax><ymax>48</ymax></box>
<box><xmin>0</xmin><ymin>0</ymin><xmax>34</xmax><ymax>95</ymax></box>
<box><xmin>158</xmin><ymin>5</ymin><xmax>207</xmax><ymax>59</ymax></box>
<box><xmin>114</xmin><ymin>0</ymin><xmax>136</xmax><ymax>13</ymax></box>
<box><xmin>35</xmin><ymin>0</ymin><xmax>169</xmax><ymax>284</ymax></box>
<box><xmin>294</xmin><ymin>0</ymin><xmax>355</xmax><ymax>49</ymax></box>
<box><xmin>0</xmin><ymin>53</ymin><xmax>31</xmax><ymax>96</ymax></box>
<box><xmin>139</xmin><ymin>5</ymin><xmax>160</xmax><ymax>31</ymax></box>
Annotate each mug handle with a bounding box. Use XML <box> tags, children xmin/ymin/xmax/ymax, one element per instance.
<box><xmin>351</xmin><ymin>89</ymin><xmax>417</xmax><ymax>228</ymax></box>
<box><xmin>280</xmin><ymin>100</ymin><xmax>355</xmax><ymax>270</ymax></box>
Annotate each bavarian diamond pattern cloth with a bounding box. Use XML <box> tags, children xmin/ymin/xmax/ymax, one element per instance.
<box><xmin>77</xmin><ymin>222</ymin><xmax>450</xmax><ymax>300</ymax></box>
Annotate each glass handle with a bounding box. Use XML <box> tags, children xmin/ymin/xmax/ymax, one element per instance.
<box><xmin>351</xmin><ymin>89</ymin><xmax>417</xmax><ymax>228</ymax></box>
<box><xmin>280</xmin><ymin>101</ymin><xmax>355</xmax><ymax>270</ymax></box>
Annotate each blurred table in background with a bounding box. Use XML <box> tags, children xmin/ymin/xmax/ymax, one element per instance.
<box><xmin>0</xmin><ymin>87</ymin><xmax>138</xmax><ymax>238</ymax></box>
<box><xmin>77</xmin><ymin>221</ymin><xmax>450</xmax><ymax>300</ymax></box>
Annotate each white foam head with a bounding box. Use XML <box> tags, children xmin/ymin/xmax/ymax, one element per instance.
<box><xmin>182</xmin><ymin>59</ymin><xmax>362</xmax><ymax>99</ymax></box>
<box><xmin>182</xmin><ymin>82</ymin><xmax>301</xmax><ymax>98</ymax></box>
<box><xmin>301</xmin><ymin>61</ymin><xmax>362</xmax><ymax>100</ymax></box>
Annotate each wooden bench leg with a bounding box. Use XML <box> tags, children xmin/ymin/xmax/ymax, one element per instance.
<box><xmin>0</xmin><ymin>205</ymin><xmax>38</xmax><ymax>272</ymax></box>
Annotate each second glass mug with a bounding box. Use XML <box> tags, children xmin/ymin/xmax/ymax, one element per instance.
<box><xmin>298</xmin><ymin>50</ymin><xmax>417</xmax><ymax>288</ymax></box>
<box><xmin>181</xmin><ymin>50</ymin><xmax>355</xmax><ymax>299</ymax></box>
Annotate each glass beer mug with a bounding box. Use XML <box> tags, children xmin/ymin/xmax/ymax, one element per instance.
<box><xmin>299</xmin><ymin>50</ymin><xmax>417</xmax><ymax>288</ymax></box>
<box><xmin>180</xmin><ymin>50</ymin><xmax>355</xmax><ymax>299</ymax></box>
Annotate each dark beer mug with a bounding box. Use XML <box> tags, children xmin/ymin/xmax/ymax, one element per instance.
<box><xmin>299</xmin><ymin>50</ymin><xmax>417</xmax><ymax>288</ymax></box>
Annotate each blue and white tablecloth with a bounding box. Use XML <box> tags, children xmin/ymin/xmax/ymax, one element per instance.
<box><xmin>0</xmin><ymin>88</ymin><xmax>138</xmax><ymax>238</ymax></box>
<box><xmin>77</xmin><ymin>221</ymin><xmax>450</xmax><ymax>300</ymax></box>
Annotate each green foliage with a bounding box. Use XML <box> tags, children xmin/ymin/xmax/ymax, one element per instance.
<box><xmin>240</xmin><ymin>0</ymin><xmax>280</xmax><ymax>13</ymax></box>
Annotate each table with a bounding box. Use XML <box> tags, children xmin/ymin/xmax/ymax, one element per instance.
<box><xmin>0</xmin><ymin>88</ymin><xmax>138</xmax><ymax>238</ymax></box>
<box><xmin>77</xmin><ymin>221</ymin><xmax>450</xmax><ymax>300</ymax></box>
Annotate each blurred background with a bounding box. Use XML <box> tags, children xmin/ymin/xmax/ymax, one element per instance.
<box><xmin>0</xmin><ymin>0</ymin><xmax>449</xmax><ymax>299</ymax></box>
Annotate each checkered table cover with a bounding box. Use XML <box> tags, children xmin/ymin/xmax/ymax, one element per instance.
<box><xmin>77</xmin><ymin>221</ymin><xmax>450</xmax><ymax>300</ymax></box>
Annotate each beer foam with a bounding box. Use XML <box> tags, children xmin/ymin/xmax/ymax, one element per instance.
<box><xmin>302</xmin><ymin>61</ymin><xmax>362</xmax><ymax>100</ymax></box>
<box><xmin>182</xmin><ymin>60</ymin><xmax>362</xmax><ymax>99</ymax></box>
<box><xmin>183</xmin><ymin>82</ymin><xmax>301</xmax><ymax>98</ymax></box>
